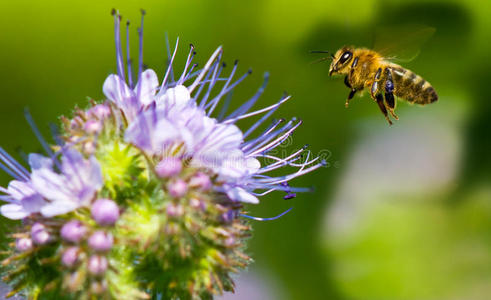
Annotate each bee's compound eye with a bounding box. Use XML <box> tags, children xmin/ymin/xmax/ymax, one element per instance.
<box><xmin>339</xmin><ymin>51</ymin><xmax>352</xmax><ymax>64</ymax></box>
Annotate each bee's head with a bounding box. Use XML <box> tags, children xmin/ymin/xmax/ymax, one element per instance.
<box><xmin>329</xmin><ymin>47</ymin><xmax>354</xmax><ymax>76</ymax></box>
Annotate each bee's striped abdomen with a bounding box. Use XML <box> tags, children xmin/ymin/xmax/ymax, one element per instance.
<box><xmin>389</xmin><ymin>66</ymin><xmax>438</xmax><ymax>105</ymax></box>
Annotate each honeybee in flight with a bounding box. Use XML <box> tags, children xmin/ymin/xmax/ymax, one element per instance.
<box><xmin>313</xmin><ymin>27</ymin><xmax>438</xmax><ymax>125</ymax></box>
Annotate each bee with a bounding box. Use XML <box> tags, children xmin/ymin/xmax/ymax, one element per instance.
<box><xmin>325</xmin><ymin>46</ymin><xmax>438</xmax><ymax>125</ymax></box>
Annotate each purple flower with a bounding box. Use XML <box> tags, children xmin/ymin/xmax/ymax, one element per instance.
<box><xmin>103</xmin><ymin>69</ymin><xmax>159</xmax><ymax>122</ymax></box>
<box><xmin>166</xmin><ymin>203</ymin><xmax>184</xmax><ymax>217</ymax></box>
<box><xmin>84</xmin><ymin>120</ymin><xmax>103</xmax><ymax>134</ymax></box>
<box><xmin>109</xmin><ymin>32</ymin><xmax>325</xmax><ymax>205</ymax></box>
<box><xmin>88</xmin><ymin>231</ymin><xmax>114</xmax><ymax>252</ymax></box>
<box><xmin>62</xmin><ymin>246</ymin><xmax>80</xmax><ymax>267</ymax></box>
<box><xmin>87</xmin><ymin>103</ymin><xmax>111</xmax><ymax>120</ymax></box>
<box><xmin>0</xmin><ymin>180</ymin><xmax>47</xmax><ymax>220</ymax></box>
<box><xmin>167</xmin><ymin>179</ymin><xmax>188</xmax><ymax>198</ymax></box>
<box><xmin>15</xmin><ymin>238</ymin><xmax>33</xmax><ymax>252</ymax></box>
<box><xmin>31</xmin><ymin>222</ymin><xmax>50</xmax><ymax>245</ymax></box>
<box><xmin>87</xmin><ymin>255</ymin><xmax>108</xmax><ymax>275</ymax></box>
<box><xmin>155</xmin><ymin>157</ymin><xmax>182</xmax><ymax>178</ymax></box>
<box><xmin>91</xmin><ymin>199</ymin><xmax>120</xmax><ymax>226</ymax></box>
<box><xmin>30</xmin><ymin>149</ymin><xmax>103</xmax><ymax>217</ymax></box>
<box><xmin>189</xmin><ymin>172</ymin><xmax>211</xmax><ymax>191</ymax></box>
<box><xmin>61</xmin><ymin>220</ymin><xmax>87</xmax><ymax>243</ymax></box>
<box><xmin>0</xmin><ymin>150</ymin><xmax>49</xmax><ymax>219</ymax></box>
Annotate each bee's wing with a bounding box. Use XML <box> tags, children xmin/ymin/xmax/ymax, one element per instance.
<box><xmin>373</xmin><ymin>24</ymin><xmax>435</xmax><ymax>62</ymax></box>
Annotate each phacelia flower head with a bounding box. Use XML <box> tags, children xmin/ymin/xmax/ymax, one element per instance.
<box><xmin>0</xmin><ymin>9</ymin><xmax>324</xmax><ymax>300</ymax></box>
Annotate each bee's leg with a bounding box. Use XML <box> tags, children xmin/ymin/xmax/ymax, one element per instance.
<box><xmin>370</xmin><ymin>68</ymin><xmax>383</xmax><ymax>98</ymax></box>
<box><xmin>385</xmin><ymin>92</ymin><xmax>399</xmax><ymax>120</ymax></box>
<box><xmin>384</xmin><ymin>69</ymin><xmax>399</xmax><ymax>120</ymax></box>
<box><xmin>344</xmin><ymin>75</ymin><xmax>357</xmax><ymax>108</ymax></box>
<box><xmin>345</xmin><ymin>88</ymin><xmax>357</xmax><ymax>108</ymax></box>
<box><xmin>344</xmin><ymin>75</ymin><xmax>352</xmax><ymax>88</ymax></box>
<box><xmin>348</xmin><ymin>57</ymin><xmax>359</xmax><ymax>81</ymax></box>
<box><xmin>375</xmin><ymin>93</ymin><xmax>392</xmax><ymax>125</ymax></box>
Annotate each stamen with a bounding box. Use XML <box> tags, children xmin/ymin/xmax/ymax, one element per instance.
<box><xmin>24</xmin><ymin>108</ymin><xmax>61</xmax><ymax>170</ymax></box>
<box><xmin>256</xmin><ymin>160</ymin><xmax>326</xmax><ymax>185</ymax></box>
<box><xmin>0</xmin><ymin>161</ymin><xmax>22</xmax><ymax>181</ymax></box>
<box><xmin>243</xmin><ymin>93</ymin><xmax>289</xmax><ymax>138</ymax></box>
<box><xmin>194</xmin><ymin>59</ymin><xmax>220</xmax><ymax>108</ymax></box>
<box><xmin>126</xmin><ymin>20</ymin><xmax>134</xmax><ymax>88</ymax></box>
<box><xmin>217</xmin><ymin>91</ymin><xmax>233</xmax><ymax>121</ymax></box>
<box><xmin>241</xmin><ymin>118</ymin><xmax>285</xmax><ymax>150</ymax></box>
<box><xmin>0</xmin><ymin>195</ymin><xmax>15</xmax><ymax>203</ymax></box>
<box><xmin>112</xmin><ymin>10</ymin><xmax>125</xmax><ymax>81</ymax></box>
<box><xmin>251</xmin><ymin>185</ymin><xmax>312</xmax><ymax>196</ymax></box>
<box><xmin>192</xmin><ymin>60</ymin><xmax>217</xmax><ymax>103</ymax></box>
<box><xmin>227</xmin><ymin>72</ymin><xmax>269</xmax><ymax>119</ymax></box>
<box><xmin>182</xmin><ymin>63</ymin><xmax>198</xmax><ymax>83</ymax></box>
<box><xmin>188</xmin><ymin>46</ymin><xmax>223</xmax><ymax>93</ymax></box>
<box><xmin>247</xmin><ymin>120</ymin><xmax>302</xmax><ymax>157</ymax></box>
<box><xmin>0</xmin><ymin>147</ymin><xmax>30</xmax><ymax>179</ymax></box>
<box><xmin>206</xmin><ymin>59</ymin><xmax>239</xmax><ymax>115</ymax></box>
<box><xmin>165</xmin><ymin>33</ymin><xmax>176</xmax><ymax>83</ymax></box>
<box><xmin>136</xmin><ymin>10</ymin><xmax>146</xmax><ymax>97</ymax></box>
<box><xmin>226</xmin><ymin>94</ymin><xmax>291</xmax><ymax>126</ymax></box>
<box><xmin>202</xmin><ymin>68</ymin><xmax>252</xmax><ymax>111</ymax></box>
<box><xmin>243</xmin><ymin>118</ymin><xmax>295</xmax><ymax>153</ymax></box>
<box><xmin>49</xmin><ymin>123</ymin><xmax>63</xmax><ymax>146</ymax></box>
<box><xmin>240</xmin><ymin>207</ymin><xmax>293</xmax><ymax>221</ymax></box>
<box><xmin>200</xmin><ymin>54</ymin><xmax>224</xmax><ymax>110</ymax></box>
<box><xmin>160</xmin><ymin>37</ymin><xmax>179</xmax><ymax>93</ymax></box>
<box><xmin>177</xmin><ymin>44</ymin><xmax>195</xmax><ymax>85</ymax></box>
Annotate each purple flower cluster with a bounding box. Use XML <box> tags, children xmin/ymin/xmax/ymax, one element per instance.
<box><xmin>0</xmin><ymin>9</ymin><xmax>325</xmax><ymax>299</ymax></box>
<box><xmin>0</xmin><ymin>149</ymin><xmax>102</xmax><ymax>218</ymax></box>
<box><xmin>0</xmin><ymin>11</ymin><xmax>323</xmax><ymax>223</ymax></box>
<box><xmin>103</xmin><ymin>12</ymin><xmax>325</xmax><ymax>207</ymax></box>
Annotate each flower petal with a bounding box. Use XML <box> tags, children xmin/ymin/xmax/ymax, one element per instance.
<box><xmin>157</xmin><ymin>85</ymin><xmax>191</xmax><ymax>109</ymax></box>
<box><xmin>125</xmin><ymin>108</ymin><xmax>181</xmax><ymax>153</ymax></box>
<box><xmin>41</xmin><ymin>201</ymin><xmax>79</xmax><ymax>217</ymax></box>
<box><xmin>134</xmin><ymin>69</ymin><xmax>159</xmax><ymax>106</ymax></box>
<box><xmin>1</xmin><ymin>204</ymin><xmax>29</xmax><ymax>219</ymax></box>
<box><xmin>225</xmin><ymin>186</ymin><xmax>259</xmax><ymax>204</ymax></box>
<box><xmin>103</xmin><ymin>74</ymin><xmax>133</xmax><ymax>105</ymax></box>
<box><xmin>103</xmin><ymin>74</ymin><xmax>139</xmax><ymax>120</ymax></box>
<box><xmin>28</xmin><ymin>153</ymin><xmax>53</xmax><ymax>170</ymax></box>
<box><xmin>31</xmin><ymin>168</ymin><xmax>71</xmax><ymax>204</ymax></box>
<box><xmin>7</xmin><ymin>180</ymin><xmax>35</xmax><ymax>201</ymax></box>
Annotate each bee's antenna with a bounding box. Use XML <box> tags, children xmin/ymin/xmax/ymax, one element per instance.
<box><xmin>310</xmin><ymin>50</ymin><xmax>330</xmax><ymax>54</ymax></box>
<box><xmin>309</xmin><ymin>57</ymin><xmax>331</xmax><ymax>65</ymax></box>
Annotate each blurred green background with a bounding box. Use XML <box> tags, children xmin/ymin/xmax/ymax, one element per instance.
<box><xmin>1</xmin><ymin>0</ymin><xmax>490</xmax><ymax>299</ymax></box>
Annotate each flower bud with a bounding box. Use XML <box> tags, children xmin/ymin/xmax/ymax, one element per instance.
<box><xmin>84</xmin><ymin>120</ymin><xmax>102</xmax><ymax>134</ymax></box>
<box><xmin>221</xmin><ymin>210</ymin><xmax>238</xmax><ymax>223</ymax></box>
<box><xmin>91</xmin><ymin>199</ymin><xmax>120</xmax><ymax>226</ymax></box>
<box><xmin>88</xmin><ymin>231</ymin><xmax>113</xmax><ymax>252</ymax></box>
<box><xmin>225</xmin><ymin>236</ymin><xmax>236</xmax><ymax>247</ymax></box>
<box><xmin>190</xmin><ymin>197</ymin><xmax>207</xmax><ymax>211</ymax></box>
<box><xmin>189</xmin><ymin>172</ymin><xmax>211</xmax><ymax>191</ymax></box>
<box><xmin>155</xmin><ymin>157</ymin><xmax>182</xmax><ymax>178</ymax></box>
<box><xmin>31</xmin><ymin>223</ymin><xmax>49</xmax><ymax>245</ymax></box>
<box><xmin>15</xmin><ymin>238</ymin><xmax>33</xmax><ymax>252</ymax></box>
<box><xmin>70</xmin><ymin>116</ymin><xmax>83</xmax><ymax>130</ymax></box>
<box><xmin>166</xmin><ymin>203</ymin><xmax>184</xmax><ymax>218</ymax></box>
<box><xmin>62</xmin><ymin>247</ymin><xmax>80</xmax><ymax>267</ymax></box>
<box><xmin>87</xmin><ymin>104</ymin><xmax>111</xmax><ymax>120</ymax></box>
<box><xmin>168</xmin><ymin>179</ymin><xmax>188</xmax><ymax>198</ymax></box>
<box><xmin>82</xmin><ymin>141</ymin><xmax>97</xmax><ymax>155</ymax></box>
<box><xmin>61</xmin><ymin>221</ymin><xmax>87</xmax><ymax>243</ymax></box>
<box><xmin>88</xmin><ymin>255</ymin><xmax>108</xmax><ymax>275</ymax></box>
<box><xmin>90</xmin><ymin>280</ymin><xmax>108</xmax><ymax>294</ymax></box>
